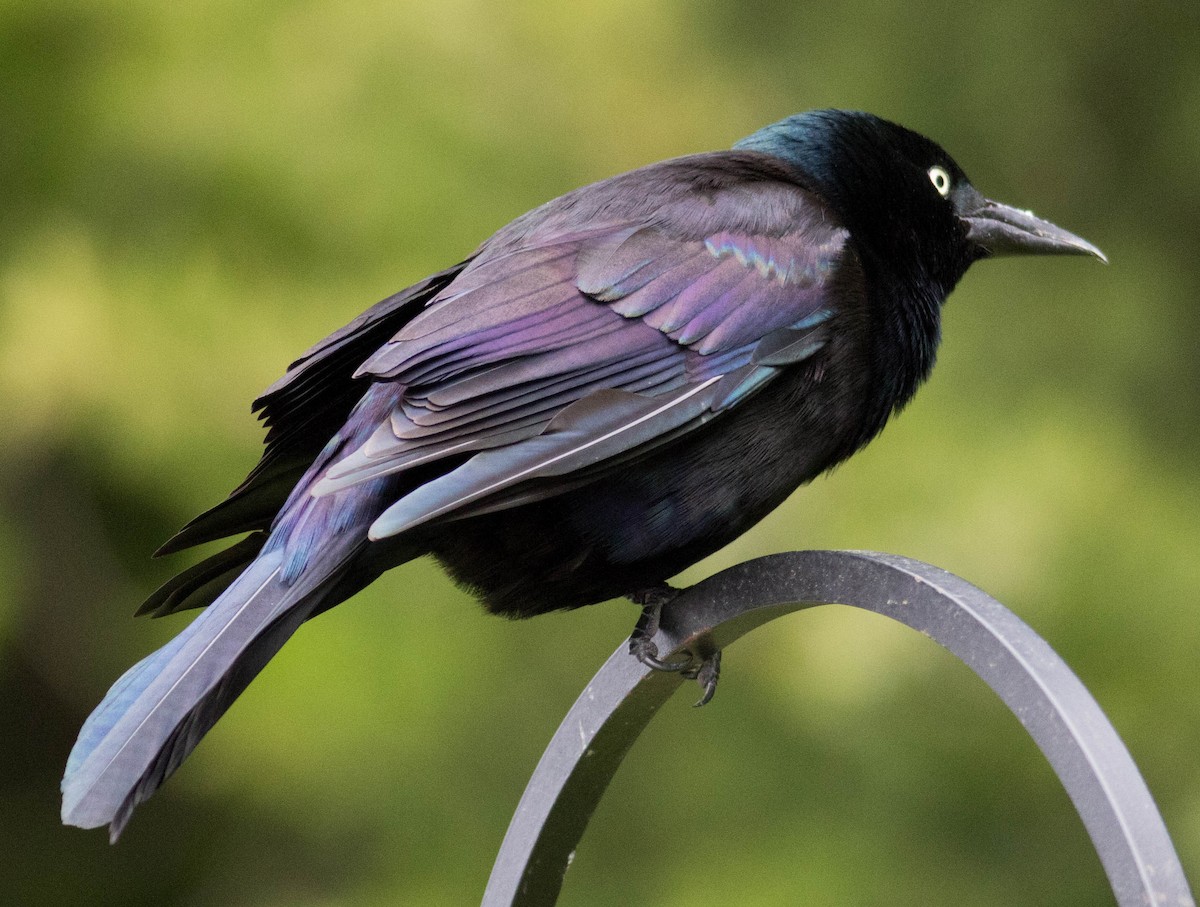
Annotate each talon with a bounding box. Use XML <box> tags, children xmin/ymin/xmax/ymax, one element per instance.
<box><xmin>687</xmin><ymin>650</ymin><xmax>721</xmax><ymax>707</ymax></box>
<box><xmin>629</xmin><ymin>636</ymin><xmax>692</xmax><ymax>673</ymax></box>
<box><xmin>627</xmin><ymin>583</ymin><xmax>690</xmax><ymax>672</ymax></box>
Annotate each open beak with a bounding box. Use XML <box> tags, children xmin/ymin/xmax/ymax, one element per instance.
<box><xmin>963</xmin><ymin>198</ymin><xmax>1107</xmax><ymax>263</ymax></box>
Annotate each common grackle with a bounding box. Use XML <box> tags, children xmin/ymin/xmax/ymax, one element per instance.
<box><xmin>61</xmin><ymin>110</ymin><xmax>1104</xmax><ymax>840</ymax></box>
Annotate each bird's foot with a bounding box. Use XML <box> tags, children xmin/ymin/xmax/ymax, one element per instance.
<box><xmin>682</xmin><ymin>650</ymin><xmax>722</xmax><ymax>707</ymax></box>
<box><xmin>628</xmin><ymin>584</ymin><xmax>691</xmax><ymax>673</ymax></box>
<box><xmin>628</xmin><ymin>584</ymin><xmax>723</xmax><ymax>704</ymax></box>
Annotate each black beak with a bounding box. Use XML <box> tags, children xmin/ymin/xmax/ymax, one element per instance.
<box><xmin>963</xmin><ymin>198</ymin><xmax>1107</xmax><ymax>263</ymax></box>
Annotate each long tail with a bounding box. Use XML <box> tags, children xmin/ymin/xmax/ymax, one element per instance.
<box><xmin>61</xmin><ymin>536</ymin><xmax>358</xmax><ymax>842</ymax></box>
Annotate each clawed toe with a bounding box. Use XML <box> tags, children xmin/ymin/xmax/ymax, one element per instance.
<box><xmin>683</xmin><ymin>650</ymin><xmax>721</xmax><ymax>707</ymax></box>
<box><xmin>629</xmin><ymin>635</ymin><xmax>692</xmax><ymax>673</ymax></box>
<box><xmin>627</xmin><ymin>583</ymin><xmax>722</xmax><ymax>704</ymax></box>
<box><xmin>628</xmin><ymin>583</ymin><xmax>690</xmax><ymax>672</ymax></box>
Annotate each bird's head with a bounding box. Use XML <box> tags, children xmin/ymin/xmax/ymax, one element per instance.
<box><xmin>735</xmin><ymin>109</ymin><xmax>1105</xmax><ymax>294</ymax></box>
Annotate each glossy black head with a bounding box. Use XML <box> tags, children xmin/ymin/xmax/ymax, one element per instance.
<box><xmin>735</xmin><ymin>109</ymin><xmax>1104</xmax><ymax>294</ymax></box>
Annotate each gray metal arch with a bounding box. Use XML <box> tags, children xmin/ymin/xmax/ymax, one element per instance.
<box><xmin>481</xmin><ymin>550</ymin><xmax>1194</xmax><ymax>906</ymax></box>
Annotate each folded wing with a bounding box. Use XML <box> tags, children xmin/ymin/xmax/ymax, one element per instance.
<box><xmin>312</xmin><ymin>159</ymin><xmax>851</xmax><ymax>538</ymax></box>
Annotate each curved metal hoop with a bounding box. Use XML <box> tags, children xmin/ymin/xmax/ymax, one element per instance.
<box><xmin>482</xmin><ymin>550</ymin><xmax>1194</xmax><ymax>907</ymax></box>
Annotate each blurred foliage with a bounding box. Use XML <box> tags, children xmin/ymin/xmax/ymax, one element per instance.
<box><xmin>2</xmin><ymin>1</ymin><xmax>1198</xmax><ymax>904</ymax></box>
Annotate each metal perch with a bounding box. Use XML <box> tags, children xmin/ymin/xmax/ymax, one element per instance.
<box><xmin>482</xmin><ymin>550</ymin><xmax>1194</xmax><ymax>906</ymax></box>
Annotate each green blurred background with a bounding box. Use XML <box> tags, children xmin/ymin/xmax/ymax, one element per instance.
<box><xmin>3</xmin><ymin>1</ymin><xmax>1198</xmax><ymax>904</ymax></box>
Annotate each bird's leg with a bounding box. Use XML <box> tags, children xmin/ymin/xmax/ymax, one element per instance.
<box><xmin>628</xmin><ymin>584</ymin><xmax>692</xmax><ymax>673</ymax></box>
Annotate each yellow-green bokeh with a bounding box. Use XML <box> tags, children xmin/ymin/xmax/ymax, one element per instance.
<box><xmin>2</xmin><ymin>2</ymin><xmax>1198</xmax><ymax>904</ymax></box>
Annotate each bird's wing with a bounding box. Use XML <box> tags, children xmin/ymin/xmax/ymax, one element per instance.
<box><xmin>309</xmin><ymin>161</ymin><xmax>850</xmax><ymax>537</ymax></box>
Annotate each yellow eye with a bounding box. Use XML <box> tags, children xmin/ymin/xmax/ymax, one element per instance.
<box><xmin>928</xmin><ymin>165</ymin><xmax>952</xmax><ymax>197</ymax></box>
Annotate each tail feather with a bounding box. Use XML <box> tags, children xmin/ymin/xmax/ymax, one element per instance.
<box><xmin>106</xmin><ymin>598</ymin><xmax>317</xmax><ymax>841</ymax></box>
<box><xmin>137</xmin><ymin>531</ymin><xmax>268</xmax><ymax>618</ymax></box>
<box><xmin>61</xmin><ymin>546</ymin><xmax>353</xmax><ymax>840</ymax></box>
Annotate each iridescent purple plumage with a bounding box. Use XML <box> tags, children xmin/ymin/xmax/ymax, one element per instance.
<box><xmin>62</xmin><ymin>109</ymin><xmax>1103</xmax><ymax>840</ymax></box>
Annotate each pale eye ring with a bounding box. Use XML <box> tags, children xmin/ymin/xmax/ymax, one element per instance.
<box><xmin>928</xmin><ymin>165</ymin><xmax>952</xmax><ymax>196</ymax></box>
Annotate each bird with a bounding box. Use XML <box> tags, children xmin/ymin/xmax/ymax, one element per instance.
<box><xmin>61</xmin><ymin>109</ymin><xmax>1105</xmax><ymax>841</ymax></box>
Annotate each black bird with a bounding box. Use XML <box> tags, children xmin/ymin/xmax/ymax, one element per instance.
<box><xmin>61</xmin><ymin>109</ymin><xmax>1104</xmax><ymax>840</ymax></box>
